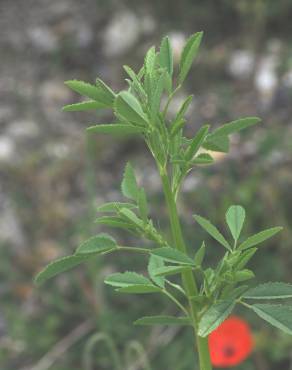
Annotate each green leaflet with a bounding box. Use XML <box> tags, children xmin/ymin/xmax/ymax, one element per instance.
<box><xmin>95</xmin><ymin>78</ymin><xmax>116</xmax><ymax>105</ymax></box>
<box><xmin>134</xmin><ymin>316</ymin><xmax>191</xmax><ymax>326</ymax></box>
<box><xmin>225</xmin><ymin>205</ymin><xmax>246</xmax><ymax>242</ymax></box>
<box><xmin>208</xmin><ymin>117</ymin><xmax>261</xmax><ymax>139</ymax></box>
<box><xmin>233</xmin><ymin>269</ymin><xmax>255</xmax><ymax>282</ymax></box>
<box><xmin>151</xmin><ymin>247</ymin><xmax>194</xmax><ymax>265</ymax></box>
<box><xmin>104</xmin><ymin>271</ymin><xmax>152</xmax><ymax>287</ymax></box>
<box><xmin>198</xmin><ymin>300</ymin><xmax>236</xmax><ymax>337</ymax></box>
<box><xmin>179</xmin><ymin>32</ymin><xmax>203</xmax><ymax>84</ymax></box>
<box><xmin>194</xmin><ymin>242</ymin><xmax>206</xmax><ymax>266</ymax></box>
<box><xmin>35</xmin><ymin>255</ymin><xmax>89</xmax><ymax>285</ymax></box>
<box><xmin>87</xmin><ymin>124</ymin><xmax>144</xmax><ymax>135</ymax></box>
<box><xmin>114</xmin><ymin>91</ymin><xmax>148</xmax><ymax>127</ymax></box>
<box><xmin>244</xmin><ymin>282</ymin><xmax>292</xmax><ymax>300</ymax></box>
<box><xmin>175</xmin><ymin>95</ymin><xmax>193</xmax><ymax>122</ymax></box>
<box><xmin>75</xmin><ymin>234</ymin><xmax>117</xmax><ymax>255</ymax></box>
<box><xmin>95</xmin><ymin>216</ymin><xmax>134</xmax><ymax>230</ymax></box>
<box><xmin>65</xmin><ymin>80</ymin><xmax>114</xmax><ymax>107</ymax></box>
<box><xmin>144</xmin><ymin>46</ymin><xmax>156</xmax><ymax>75</ymax></box>
<box><xmin>249</xmin><ymin>304</ymin><xmax>292</xmax><ymax>335</ymax></box>
<box><xmin>148</xmin><ymin>255</ymin><xmax>165</xmax><ymax>288</ymax></box>
<box><xmin>238</xmin><ymin>226</ymin><xmax>283</xmax><ymax>250</ymax></box>
<box><xmin>62</xmin><ymin>100</ymin><xmax>108</xmax><ymax>111</ymax></box>
<box><xmin>121</xmin><ymin>163</ymin><xmax>139</xmax><ymax>201</ymax></box>
<box><xmin>123</xmin><ymin>65</ymin><xmax>147</xmax><ymax>100</ymax></box>
<box><xmin>191</xmin><ymin>153</ymin><xmax>214</xmax><ymax>165</ymax></box>
<box><xmin>203</xmin><ymin>135</ymin><xmax>230</xmax><ymax>153</ymax></box>
<box><xmin>153</xmin><ymin>265</ymin><xmax>191</xmax><ymax>277</ymax></box>
<box><xmin>185</xmin><ymin>125</ymin><xmax>210</xmax><ymax>161</ymax></box>
<box><xmin>233</xmin><ymin>248</ymin><xmax>257</xmax><ymax>270</ymax></box>
<box><xmin>137</xmin><ymin>188</ymin><xmax>149</xmax><ymax>223</ymax></box>
<box><xmin>150</xmin><ymin>70</ymin><xmax>166</xmax><ymax>116</ymax></box>
<box><xmin>159</xmin><ymin>36</ymin><xmax>173</xmax><ymax>76</ymax></box>
<box><xmin>97</xmin><ymin>202</ymin><xmax>137</xmax><ymax>213</ymax></box>
<box><xmin>119</xmin><ymin>208</ymin><xmax>143</xmax><ymax>229</ymax></box>
<box><xmin>116</xmin><ymin>285</ymin><xmax>162</xmax><ymax>294</ymax></box>
<box><xmin>193</xmin><ymin>215</ymin><xmax>231</xmax><ymax>251</ymax></box>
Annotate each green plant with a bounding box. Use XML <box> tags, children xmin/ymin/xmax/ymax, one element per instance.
<box><xmin>35</xmin><ymin>32</ymin><xmax>292</xmax><ymax>370</ymax></box>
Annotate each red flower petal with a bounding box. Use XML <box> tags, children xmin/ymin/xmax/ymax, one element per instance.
<box><xmin>209</xmin><ymin>316</ymin><xmax>253</xmax><ymax>367</ymax></box>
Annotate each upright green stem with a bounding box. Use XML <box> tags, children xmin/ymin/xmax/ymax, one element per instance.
<box><xmin>160</xmin><ymin>170</ymin><xmax>212</xmax><ymax>370</ymax></box>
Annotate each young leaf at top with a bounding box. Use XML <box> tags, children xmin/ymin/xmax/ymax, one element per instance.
<box><xmin>114</xmin><ymin>91</ymin><xmax>148</xmax><ymax>127</ymax></box>
<box><xmin>87</xmin><ymin>124</ymin><xmax>144</xmax><ymax>135</ymax></box>
<box><xmin>151</xmin><ymin>247</ymin><xmax>195</xmax><ymax>265</ymax></box>
<box><xmin>198</xmin><ymin>300</ymin><xmax>236</xmax><ymax>337</ymax></box>
<box><xmin>225</xmin><ymin>205</ymin><xmax>246</xmax><ymax>242</ymax></box>
<box><xmin>35</xmin><ymin>255</ymin><xmax>89</xmax><ymax>285</ymax></box>
<box><xmin>238</xmin><ymin>226</ymin><xmax>283</xmax><ymax>250</ymax></box>
<box><xmin>134</xmin><ymin>316</ymin><xmax>191</xmax><ymax>326</ymax></box>
<box><xmin>193</xmin><ymin>215</ymin><xmax>231</xmax><ymax>251</ymax></box>
<box><xmin>104</xmin><ymin>271</ymin><xmax>151</xmax><ymax>288</ymax></box>
<box><xmin>148</xmin><ymin>255</ymin><xmax>165</xmax><ymax>288</ymax></box>
<box><xmin>159</xmin><ymin>36</ymin><xmax>173</xmax><ymax>77</ymax></box>
<box><xmin>75</xmin><ymin>234</ymin><xmax>117</xmax><ymax>255</ymax></box>
<box><xmin>249</xmin><ymin>304</ymin><xmax>292</xmax><ymax>335</ymax></box>
<box><xmin>244</xmin><ymin>282</ymin><xmax>292</xmax><ymax>300</ymax></box>
<box><xmin>208</xmin><ymin>117</ymin><xmax>261</xmax><ymax>139</ymax></box>
<box><xmin>179</xmin><ymin>32</ymin><xmax>203</xmax><ymax>84</ymax></box>
<box><xmin>121</xmin><ymin>163</ymin><xmax>139</xmax><ymax>201</ymax></box>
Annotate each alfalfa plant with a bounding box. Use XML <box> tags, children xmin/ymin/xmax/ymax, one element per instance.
<box><xmin>35</xmin><ymin>32</ymin><xmax>292</xmax><ymax>370</ymax></box>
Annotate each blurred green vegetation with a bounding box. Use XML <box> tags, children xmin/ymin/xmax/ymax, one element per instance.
<box><xmin>1</xmin><ymin>0</ymin><xmax>292</xmax><ymax>369</ymax></box>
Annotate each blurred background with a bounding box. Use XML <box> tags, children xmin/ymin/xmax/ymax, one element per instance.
<box><xmin>1</xmin><ymin>0</ymin><xmax>292</xmax><ymax>369</ymax></box>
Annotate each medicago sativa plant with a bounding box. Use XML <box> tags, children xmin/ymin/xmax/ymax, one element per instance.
<box><xmin>35</xmin><ymin>32</ymin><xmax>292</xmax><ymax>370</ymax></box>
